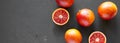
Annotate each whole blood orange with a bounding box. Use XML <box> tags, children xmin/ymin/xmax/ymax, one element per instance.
<box><xmin>65</xmin><ymin>28</ymin><xmax>82</xmax><ymax>43</ymax></box>
<box><xmin>98</xmin><ymin>1</ymin><xmax>118</xmax><ymax>20</ymax></box>
<box><xmin>76</xmin><ymin>8</ymin><xmax>95</xmax><ymax>27</ymax></box>
<box><xmin>52</xmin><ymin>8</ymin><xmax>69</xmax><ymax>26</ymax></box>
<box><xmin>56</xmin><ymin>0</ymin><xmax>74</xmax><ymax>8</ymax></box>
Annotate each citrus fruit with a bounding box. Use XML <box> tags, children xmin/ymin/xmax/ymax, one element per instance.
<box><xmin>56</xmin><ymin>0</ymin><xmax>74</xmax><ymax>8</ymax></box>
<box><xmin>89</xmin><ymin>31</ymin><xmax>107</xmax><ymax>43</ymax></box>
<box><xmin>98</xmin><ymin>1</ymin><xmax>118</xmax><ymax>20</ymax></box>
<box><xmin>65</xmin><ymin>28</ymin><xmax>82</xmax><ymax>43</ymax></box>
<box><xmin>52</xmin><ymin>8</ymin><xmax>69</xmax><ymax>26</ymax></box>
<box><xmin>76</xmin><ymin>8</ymin><xmax>95</xmax><ymax>27</ymax></box>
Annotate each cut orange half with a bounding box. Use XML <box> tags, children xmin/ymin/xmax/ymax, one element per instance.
<box><xmin>52</xmin><ymin>8</ymin><xmax>70</xmax><ymax>26</ymax></box>
<box><xmin>89</xmin><ymin>31</ymin><xmax>107</xmax><ymax>43</ymax></box>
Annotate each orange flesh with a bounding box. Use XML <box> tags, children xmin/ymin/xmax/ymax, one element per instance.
<box><xmin>53</xmin><ymin>9</ymin><xmax>68</xmax><ymax>24</ymax></box>
<box><xmin>89</xmin><ymin>31</ymin><xmax>106</xmax><ymax>43</ymax></box>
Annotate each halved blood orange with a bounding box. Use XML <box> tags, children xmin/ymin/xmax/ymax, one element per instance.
<box><xmin>52</xmin><ymin>8</ymin><xmax>69</xmax><ymax>26</ymax></box>
<box><xmin>89</xmin><ymin>31</ymin><xmax>107</xmax><ymax>43</ymax></box>
<box><xmin>65</xmin><ymin>28</ymin><xmax>82</xmax><ymax>43</ymax></box>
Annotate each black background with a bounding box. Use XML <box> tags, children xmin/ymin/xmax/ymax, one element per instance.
<box><xmin>0</xmin><ymin>0</ymin><xmax>120</xmax><ymax>43</ymax></box>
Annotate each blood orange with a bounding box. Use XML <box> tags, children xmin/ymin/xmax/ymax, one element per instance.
<box><xmin>65</xmin><ymin>28</ymin><xmax>82</xmax><ymax>43</ymax></box>
<box><xmin>56</xmin><ymin>0</ymin><xmax>74</xmax><ymax>8</ymax></box>
<box><xmin>76</xmin><ymin>8</ymin><xmax>95</xmax><ymax>27</ymax></box>
<box><xmin>98</xmin><ymin>1</ymin><xmax>118</xmax><ymax>20</ymax></box>
<box><xmin>89</xmin><ymin>31</ymin><xmax>107</xmax><ymax>43</ymax></box>
<box><xmin>52</xmin><ymin>8</ymin><xmax>69</xmax><ymax>26</ymax></box>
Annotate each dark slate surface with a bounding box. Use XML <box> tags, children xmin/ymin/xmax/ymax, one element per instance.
<box><xmin>0</xmin><ymin>0</ymin><xmax>120</xmax><ymax>43</ymax></box>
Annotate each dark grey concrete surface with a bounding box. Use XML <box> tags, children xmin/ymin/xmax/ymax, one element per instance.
<box><xmin>0</xmin><ymin>0</ymin><xmax>120</xmax><ymax>43</ymax></box>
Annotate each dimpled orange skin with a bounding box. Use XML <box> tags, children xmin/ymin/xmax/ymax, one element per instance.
<box><xmin>98</xmin><ymin>1</ymin><xmax>118</xmax><ymax>20</ymax></box>
<box><xmin>65</xmin><ymin>29</ymin><xmax>82</xmax><ymax>43</ymax></box>
<box><xmin>76</xmin><ymin>8</ymin><xmax>95</xmax><ymax>27</ymax></box>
